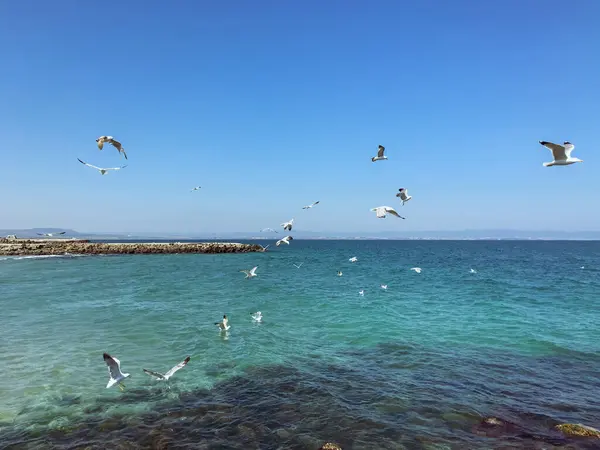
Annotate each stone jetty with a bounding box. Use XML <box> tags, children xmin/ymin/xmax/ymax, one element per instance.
<box><xmin>0</xmin><ymin>238</ymin><xmax>265</xmax><ymax>256</ymax></box>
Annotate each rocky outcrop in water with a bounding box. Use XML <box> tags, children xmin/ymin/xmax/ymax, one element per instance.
<box><xmin>0</xmin><ymin>239</ymin><xmax>264</xmax><ymax>256</ymax></box>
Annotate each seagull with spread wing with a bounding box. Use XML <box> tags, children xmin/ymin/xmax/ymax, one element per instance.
<box><xmin>143</xmin><ymin>356</ymin><xmax>190</xmax><ymax>381</ymax></box>
<box><xmin>371</xmin><ymin>206</ymin><xmax>405</xmax><ymax>219</ymax></box>
<box><xmin>276</xmin><ymin>235</ymin><xmax>294</xmax><ymax>246</ymax></box>
<box><xmin>371</xmin><ymin>145</ymin><xmax>388</xmax><ymax>162</ymax></box>
<box><xmin>96</xmin><ymin>136</ymin><xmax>127</xmax><ymax>159</ymax></box>
<box><xmin>78</xmin><ymin>158</ymin><xmax>127</xmax><ymax>175</ymax></box>
<box><xmin>103</xmin><ymin>353</ymin><xmax>130</xmax><ymax>390</ymax></box>
<box><xmin>303</xmin><ymin>201</ymin><xmax>320</xmax><ymax>210</ymax></box>
<box><xmin>539</xmin><ymin>140</ymin><xmax>582</xmax><ymax>167</ymax></box>
<box><xmin>396</xmin><ymin>188</ymin><xmax>412</xmax><ymax>205</ymax></box>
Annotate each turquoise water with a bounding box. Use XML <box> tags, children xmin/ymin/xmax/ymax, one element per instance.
<box><xmin>1</xmin><ymin>240</ymin><xmax>600</xmax><ymax>449</ymax></box>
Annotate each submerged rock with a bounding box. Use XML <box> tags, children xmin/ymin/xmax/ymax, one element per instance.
<box><xmin>555</xmin><ymin>423</ymin><xmax>600</xmax><ymax>438</ymax></box>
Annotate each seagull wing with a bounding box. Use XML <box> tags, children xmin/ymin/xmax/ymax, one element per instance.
<box><xmin>78</xmin><ymin>158</ymin><xmax>102</xmax><ymax>171</ymax></box>
<box><xmin>103</xmin><ymin>353</ymin><xmax>124</xmax><ymax>381</ymax></box>
<box><xmin>377</xmin><ymin>145</ymin><xmax>385</xmax><ymax>157</ymax></box>
<box><xmin>163</xmin><ymin>356</ymin><xmax>191</xmax><ymax>379</ymax></box>
<box><xmin>539</xmin><ymin>141</ymin><xmax>567</xmax><ymax>160</ymax></box>
<box><xmin>143</xmin><ymin>369</ymin><xmax>166</xmax><ymax>380</ymax></box>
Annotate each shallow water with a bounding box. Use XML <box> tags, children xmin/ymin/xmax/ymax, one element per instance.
<box><xmin>1</xmin><ymin>240</ymin><xmax>599</xmax><ymax>449</ymax></box>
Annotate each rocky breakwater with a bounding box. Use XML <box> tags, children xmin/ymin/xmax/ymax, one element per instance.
<box><xmin>0</xmin><ymin>239</ymin><xmax>265</xmax><ymax>256</ymax></box>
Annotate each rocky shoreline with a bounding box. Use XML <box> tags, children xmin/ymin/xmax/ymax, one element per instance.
<box><xmin>0</xmin><ymin>239</ymin><xmax>265</xmax><ymax>256</ymax></box>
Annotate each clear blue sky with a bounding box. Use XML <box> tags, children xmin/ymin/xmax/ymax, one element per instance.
<box><xmin>1</xmin><ymin>0</ymin><xmax>599</xmax><ymax>233</ymax></box>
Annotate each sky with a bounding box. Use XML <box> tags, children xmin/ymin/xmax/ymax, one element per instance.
<box><xmin>1</xmin><ymin>0</ymin><xmax>599</xmax><ymax>234</ymax></box>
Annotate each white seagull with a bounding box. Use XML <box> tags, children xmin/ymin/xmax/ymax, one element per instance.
<box><xmin>276</xmin><ymin>235</ymin><xmax>294</xmax><ymax>246</ymax></box>
<box><xmin>302</xmin><ymin>201</ymin><xmax>320</xmax><ymax>210</ymax></box>
<box><xmin>411</xmin><ymin>267</ymin><xmax>422</xmax><ymax>274</ymax></box>
<box><xmin>215</xmin><ymin>314</ymin><xmax>230</xmax><ymax>331</ymax></box>
<box><xmin>281</xmin><ymin>219</ymin><xmax>294</xmax><ymax>231</ymax></box>
<box><xmin>293</xmin><ymin>262</ymin><xmax>303</xmax><ymax>269</ymax></box>
<box><xmin>251</xmin><ymin>311</ymin><xmax>262</xmax><ymax>322</ymax></box>
<box><xmin>371</xmin><ymin>206</ymin><xmax>405</xmax><ymax>219</ymax></box>
<box><xmin>539</xmin><ymin>141</ymin><xmax>582</xmax><ymax>167</ymax></box>
<box><xmin>96</xmin><ymin>136</ymin><xmax>127</xmax><ymax>159</ymax></box>
<box><xmin>349</xmin><ymin>256</ymin><xmax>358</xmax><ymax>263</ymax></box>
<box><xmin>103</xmin><ymin>353</ymin><xmax>130</xmax><ymax>390</ymax></box>
<box><xmin>78</xmin><ymin>158</ymin><xmax>127</xmax><ymax>175</ymax></box>
<box><xmin>396</xmin><ymin>188</ymin><xmax>412</xmax><ymax>205</ymax></box>
<box><xmin>143</xmin><ymin>356</ymin><xmax>191</xmax><ymax>381</ymax></box>
<box><xmin>241</xmin><ymin>266</ymin><xmax>258</xmax><ymax>279</ymax></box>
<box><xmin>371</xmin><ymin>145</ymin><xmax>388</xmax><ymax>162</ymax></box>
<box><xmin>190</xmin><ymin>186</ymin><xmax>201</xmax><ymax>192</ymax></box>
<box><xmin>37</xmin><ymin>232</ymin><xmax>66</xmax><ymax>237</ymax></box>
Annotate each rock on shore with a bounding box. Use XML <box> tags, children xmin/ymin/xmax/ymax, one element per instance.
<box><xmin>0</xmin><ymin>239</ymin><xmax>265</xmax><ymax>256</ymax></box>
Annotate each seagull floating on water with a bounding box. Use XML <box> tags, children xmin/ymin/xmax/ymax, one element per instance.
<box><xmin>396</xmin><ymin>188</ymin><xmax>412</xmax><ymax>205</ymax></box>
<box><xmin>349</xmin><ymin>256</ymin><xmax>358</xmax><ymax>263</ymax></box>
<box><xmin>281</xmin><ymin>219</ymin><xmax>294</xmax><ymax>231</ymax></box>
<box><xmin>371</xmin><ymin>206</ymin><xmax>405</xmax><ymax>219</ymax></box>
<box><xmin>190</xmin><ymin>186</ymin><xmax>201</xmax><ymax>192</ymax></box>
<box><xmin>539</xmin><ymin>141</ymin><xmax>582</xmax><ymax>167</ymax></box>
<box><xmin>241</xmin><ymin>266</ymin><xmax>258</xmax><ymax>279</ymax></box>
<box><xmin>143</xmin><ymin>356</ymin><xmax>190</xmax><ymax>381</ymax></box>
<box><xmin>276</xmin><ymin>235</ymin><xmax>294</xmax><ymax>246</ymax></box>
<box><xmin>371</xmin><ymin>145</ymin><xmax>388</xmax><ymax>162</ymax></box>
<box><xmin>411</xmin><ymin>267</ymin><xmax>422</xmax><ymax>274</ymax></box>
<box><xmin>302</xmin><ymin>201</ymin><xmax>320</xmax><ymax>210</ymax></box>
<box><xmin>103</xmin><ymin>353</ymin><xmax>130</xmax><ymax>390</ymax></box>
<box><xmin>96</xmin><ymin>136</ymin><xmax>127</xmax><ymax>159</ymax></box>
<box><xmin>78</xmin><ymin>158</ymin><xmax>127</xmax><ymax>175</ymax></box>
<box><xmin>251</xmin><ymin>311</ymin><xmax>262</xmax><ymax>322</ymax></box>
<box><xmin>215</xmin><ymin>314</ymin><xmax>230</xmax><ymax>331</ymax></box>
<box><xmin>37</xmin><ymin>232</ymin><xmax>66</xmax><ymax>237</ymax></box>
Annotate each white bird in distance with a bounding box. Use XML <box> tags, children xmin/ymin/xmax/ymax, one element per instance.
<box><xmin>276</xmin><ymin>235</ymin><xmax>294</xmax><ymax>246</ymax></box>
<box><xmin>103</xmin><ymin>353</ymin><xmax>130</xmax><ymax>390</ymax></box>
<box><xmin>539</xmin><ymin>140</ymin><xmax>583</xmax><ymax>167</ymax></box>
<box><xmin>96</xmin><ymin>136</ymin><xmax>128</xmax><ymax>159</ymax></box>
<box><xmin>241</xmin><ymin>266</ymin><xmax>258</xmax><ymax>279</ymax></box>
<box><xmin>371</xmin><ymin>145</ymin><xmax>388</xmax><ymax>162</ymax></box>
<box><xmin>371</xmin><ymin>206</ymin><xmax>405</xmax><ymax>219</ymax></box>
<box><xmin>78</xmin><ymin>158</ymin><xmax>127</xmax><ymax>175</ymax></box>
<box><xmin>143</xmin><ymin>356</ymin><xmax>191</xmax><ymax>381</ymax></box>
<box><xmin>302</xmin><ymin>201</ymin><xmax>320</xmax><ymax>210</ymax></box>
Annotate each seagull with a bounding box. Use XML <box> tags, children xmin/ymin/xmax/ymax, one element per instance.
<box><xmin>281</xmin><ymin>219</ymin><xmax>294</xmax><ymax>231</ymax></box>
<box><xmin>358</xmin><ymin>290</ymin><xmax>364</xmax><ymax>296</ymax></box>
<box><xmin>276</xmin><ymin>235</ymin><xmax>294</xmax><ymax>246</ymax></box>
<box><xmin>251</xmin><ymin>311</ymin><xmax>262</xmax><ymax>322</ymax></box>
<box><xmin>260</xmin><ymin>228</ymin><xmax>278</xmax><ymax>233</ymax></box>
<box><xmin>380</xmin><ymin>284</ymin><xmax>388</xmax><ymax>290</ymax></box>
<box><xmin>371</xmin><ymin>145</ymin><xmax>388</xmax><ymax>162</ymax></box>
<box><xmin>539</xmin><ymin>141</ymin><xmax>582</xmax><ymax>167</ymax></box>
<box><xmin>411</xmin><ymin>267</ymin><xmax>422</xmax><ymax>274</ymax></box>
<box><xmin>36</xmin><ymin>232</ymin><xmax>66</xmax><ymax>237</ymax></box>
<box><xmin>349</xmin><ymin>256</ymin><xmax>358</xmax><ymax>263</ymax></box>
<box><xmin>293</xmin><ymin>262</ymin><xmax>303</xmax><ymax>269</ymax></box>
<box><xmin>337</xmin><ymin>271</ymin><xmax>343</xmax><ymax>277</ymax></box>
<box><xmin>302</xmin><ymin>201</ymin><xmax>320</xmax><ymax>210</ymax></box>
<box><xmin>78</xmin><ymin>158</ymin><xmax>127</xmax><ymax>175</ymax></box>
<box><xmin>241</xmin><ymin>266</ymin><xmax>258</xmax><ymax>279</ymax></box>
<box><xmin>96</xmin><ymin>136</ymin><xmax>127</xmax><ymax>159</ymax></box>
<box><xmin>103</xmin><ymin>353</ymin><xmax>130</xmax><ymax>390</ymax></box>
<box><xmin>190</xmin><ymin>186</ymin><xmax>201</xmax><ymax>192</ymax></box>
<box><xmin>143</xmin><ymin>356</ymin><xmax>191</xmax><ymax>381</ymax></box>
<box><xmin>215</xmin><ymin>314</ymin><xmax>230</xmax><ymax>331</ymax></box>
<box><xmin>371</xmin><ymin>206</ymin><xmax>405</xmax><ymax>219</ymax></box>
<box><xmin>396</xmin><ymin>188</ymin><xmax>412</xmax><ymax>206</ymax></box>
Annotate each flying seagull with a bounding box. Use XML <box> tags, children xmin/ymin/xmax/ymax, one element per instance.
<box><xmin>103</xmin><ymin>353</ymin><xmax>130</xmax><ymax>390</ymax></box>
<box><xmin>251</xmin><ymin>311</ymin><xmax>262</xmax><ymax>322</ymax></box>
<box><xmin>539</xmin><ymin>141</ymin><xmax>582</xmax><ymax>167</ymax></box>
<box><xmin>96</xmin><ymin>136</ymin><xmax>128</xmax><ymax>159</ymax></box>
<box><xmin>281</xmin><ymin>219</ymin><xmax>294</xmax><ymax>231</ymax></box>
<box><xmin>371</xmin><ymin>145</ymin><xmax>388</xmax><ymax>162</ymax></box>
<box><xmin>260</xmin><ymin>228</ymin><xmax>278</xmax><ymax>233</ymax></box>
<box><xmin>302</xmin><ymin>201</ymin><xmax>320</xmax><ymax>210</ymax></box>
<box><xmin>143</xmin><ymin>356</ymin><xmax>191</xmax><ymax>381</ymax></box>
<box><xmin>190</xmin><ymin>186</ymin><xmax>201</xmax><ymax>192</ymax></box>
<box><xmin>411</xmin><ymin>267</ymin><xmax>422</xmax><ymax>274</ymax></box>
<box><xmin>215</xmin><ymin>314</ymin><xmax>230</xmax><ymax>330</ymax></box>
<box><xmin>78</xmin><ymin>158</ymin><xmax>127</xmax><ymax>175</ymax></box>
<box><xmin>396</xmin><ymin>188</ymin><xmax>412</xmax><ymax>205</ymax></box>
<box><xmin>276</xmin><ymin>235</ymin><xmax>294</xmax><ymax>246</ymax></box>
<box><xmin>241</xmin><ymin>266</ymin><xmax>258</xmax><ymax>279</ymax></box>
<box><xmin>37</xmin><ymin>232</ymin><xmax>66</xmax><ymax>237</ymax></box>
<box><xmin>371</xmin><ymin>206</ymin><xmax>405</xmax><ymax>219</ymax></box>
<box><xmin>349</xmin><ymin>256</ymin><xmax>358</xmax><ymax>263</ymax></box>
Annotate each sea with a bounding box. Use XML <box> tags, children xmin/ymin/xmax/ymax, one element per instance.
<box><xmin>1</xmin><ymin>239</ymin><xmax>600</xmax><ymax>450</ymax></box>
